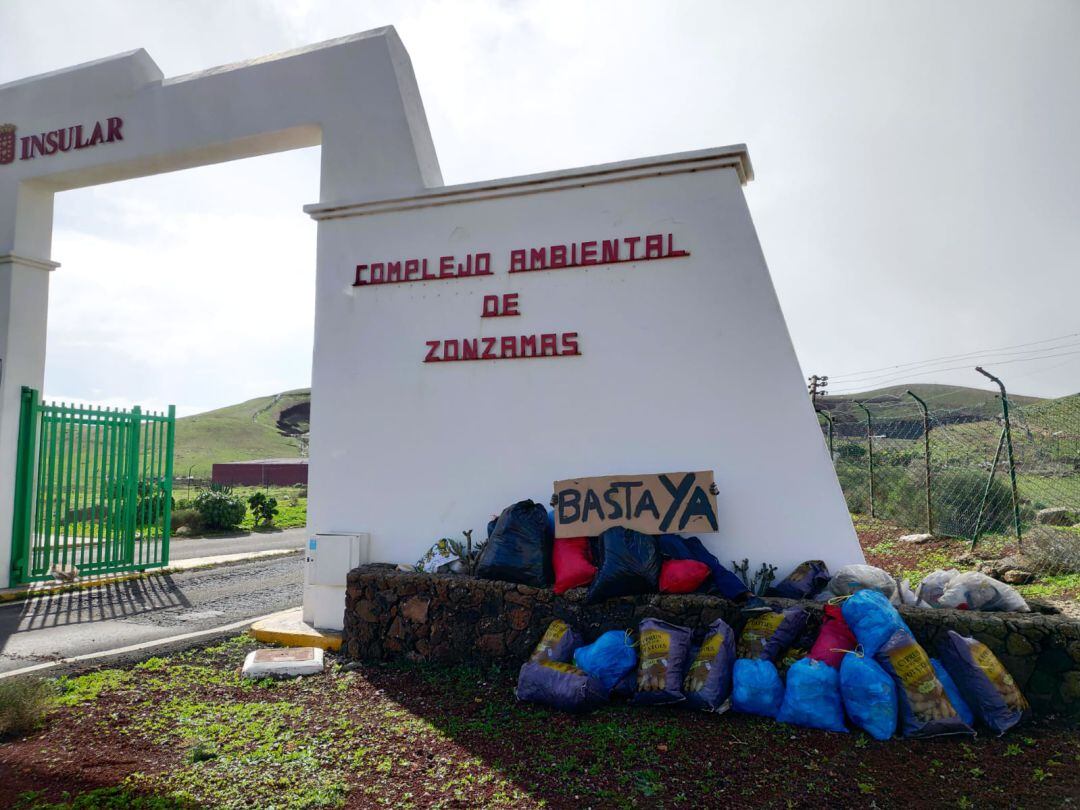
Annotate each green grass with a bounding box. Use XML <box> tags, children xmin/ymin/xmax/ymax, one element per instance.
<box><xmin>1016</xmin><ymin>573</ymin><xmax>1080</xmax><ymax>600</ymax></box>
<box><xmin>173</xmin><ymin>389</ymin><xmax>309</xmax><ymax>478</ymax></box>
<box><xmin>171</xmin><ymin>485</ymin><xmax>307</xmax><ymax>535</ymax></box>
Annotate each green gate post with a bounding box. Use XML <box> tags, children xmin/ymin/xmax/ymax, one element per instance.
<box><xmin>855</xmin><ymin>401</ymin><xmax>875</xmax><ymax>518</ymax></box>
<box><xmin>10</xmin><ymin>387</ymin><xmax>40</xmax><ymax>584</ymax></box>
<box><xmin>976</xmin><ymin>367</ymin><xmax>1022</xmax><ymax>550</ymax></box>
<box><xmin>906</xmin><ymin>390</ymin><xmax>933</xmax><ymax>535</ymax></box>
<box><xmin>122</xmin><ymin>406</ymin><xmax>142</xmax><ymax>565</ymax></box>
<box><xmin>161</xmin><ymin>405</ymin><xmax>176</xmax><ymax>565</ymax></box>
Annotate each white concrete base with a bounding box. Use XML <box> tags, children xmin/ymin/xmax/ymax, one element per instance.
<box><xmin>241</xmin><ymin>646</ymin><xmax>324</xmax><ymax>679</ymax></box>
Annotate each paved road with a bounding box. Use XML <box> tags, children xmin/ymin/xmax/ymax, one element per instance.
<box><xmin>0</xmin><ymin>553</ymin><xmax>303</xmax><ymax>674</ymax></box>
<box><xmin>168</xmin><ymin>526</ymin><xmax>308</xmax><ymax>560</ymax></box>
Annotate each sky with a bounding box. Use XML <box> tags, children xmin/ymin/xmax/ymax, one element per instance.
<box><xmin>1</xmin><ymin>0</ymin><xmax>1078</xmax><ymax>414</ymax></box>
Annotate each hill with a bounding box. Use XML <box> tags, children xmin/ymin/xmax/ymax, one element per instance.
<box><xmin>174</xmin><ymin>388</ymin><xmax>310</xmax><ymax>478</ymax></box>
<box><xmin>818</xmin><ymin>383</ymin><xmax>1044</xmax><ymax>425</ymax></box>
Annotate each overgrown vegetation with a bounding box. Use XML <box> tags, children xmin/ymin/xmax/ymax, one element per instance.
<box><xmin>192</xmin><ymin>485</ymin><xmax>246</xmax><ymax>531</ymax></box>
<box><xmin>0</xmin><ymin>678</ymin><xmax>54</xmax><ymax>738</ymax></box>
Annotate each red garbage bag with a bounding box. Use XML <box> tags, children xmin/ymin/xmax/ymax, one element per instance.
<box><xmin>552</xmin><ymin>537</ymin><xmax>597</xmax><ymax>595</ymax></box>
<box><xmin>809</xmin><ymin>604</ymin><xmax>857</xmax><ymax>669</ymax></box>
<box><xmin>659</xmin><ymin>559</ymin><xmax>711</xmax><ymax>594</ymax></box>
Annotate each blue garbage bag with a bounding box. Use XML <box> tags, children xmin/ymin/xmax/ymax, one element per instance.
<box><xmin>932</xmin><ymin>658</ymin><xmax>974</xmax><ymax>727</ymax></box>
<box><xmin>777</xmin><ymin>657</ymin><xmax>847</xmax><ymax>732</ymax></box>
<box><xmin>731</xmin><ymin>658</ymin><xmax>784</xmax><ymax>718</ymax></box>
<box><xmin>658</xmin><ymin>535</ymin><xmax>748</xmax><ymax>599</ymax></box>
<box><xmin>839</xmin><ymin>651</ymin><xmax>897</xmax><ymax>741</ymax></box>
<box><xmin>841</xmin><ymin>589</ymin><xmax>911</xmax><ymax>657</ymax></box>
<box><xmin>516</xmin><ymin>660</ymin><xmax>607</xmax><ymax>713</ymax></box>
<box><xmin>573</xmin><ymin>630</ymin><xmax>638</xmax><ymax>693</ymax></box>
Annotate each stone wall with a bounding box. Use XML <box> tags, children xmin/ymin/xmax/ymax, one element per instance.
<box><xmin>344</xmin><ymin>564</ymin><xmax>1080</xmax><ymax>720</ymax></box>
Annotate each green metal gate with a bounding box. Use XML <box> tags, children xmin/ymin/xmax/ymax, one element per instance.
<box><xmin>10</xmin><ymin>387</ymin><xmax>175</xmax><ymax>584</ymax></box>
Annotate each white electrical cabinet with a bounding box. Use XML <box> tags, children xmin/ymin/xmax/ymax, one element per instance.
<box><xmin>303</xmin><ymin>532</ymin><xmax>370</xmax><ymax>631</ymax></box>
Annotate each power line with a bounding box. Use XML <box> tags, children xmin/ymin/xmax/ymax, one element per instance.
<box><xmin>828</xmin><ymin>331</ymin><xmax>1080</xmax><ymax>382</ymax></box>
<box><xmin>827</xmin><ymin>349</ymin><xmax>1080</xmax><ymax>396</ymax></box>
<box><xmin>829</xmin><ymin>339</ymin><xmax>1080</xmax><ymax>389</ymax></box>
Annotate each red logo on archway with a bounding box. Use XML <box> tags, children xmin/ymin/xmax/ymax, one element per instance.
<box><xmin>0</xmin><ymin>124</ymin><xmax>15</xmax><ymax>165</ymax></box>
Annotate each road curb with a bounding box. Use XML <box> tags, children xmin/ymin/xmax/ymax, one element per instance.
<box><xmin>0</xmin><ymin>606</ymin><xmax>303</xmax><ymax>681</ymax></box>
<box><xmin>250</xmin><ymin>607</ymin><xmax>343</xmax><ymax>651</ymax></box>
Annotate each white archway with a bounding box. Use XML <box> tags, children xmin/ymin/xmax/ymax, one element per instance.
<box><xmin>0</xmin><ymin>28</ymin><xmax>441</xmax><ymax>587</ymax></box>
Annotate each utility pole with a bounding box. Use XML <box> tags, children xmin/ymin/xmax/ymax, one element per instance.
<box><xmin>808</xmin><ymin>374</ymin><xmax>829</xmax><ymax>404</ymax></box>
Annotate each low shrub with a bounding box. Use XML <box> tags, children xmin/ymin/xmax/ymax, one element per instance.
<box><xmin>170</xmin><ymin>508</ymin><xmax>205</xmax><ymax>534</ymax></box>
<box><xmin>0</xmin><ymin>677</ymin><xmax>53</xmax><ymax>738</ymax></box>
<box><xmin>247</xmin><ymin>491</ymin><xmax>279</xmax><ymax>527</ymax></box>
<box><xmin>193</xmin><ymin>489</ymin><xmax>246</xmax><ymax>531</ymax></box>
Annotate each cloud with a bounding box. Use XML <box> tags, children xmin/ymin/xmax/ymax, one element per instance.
<box><xmin>3</xmin><ymin>0</ymin><xmax>1079</xmax><ymax>407</ymax></box>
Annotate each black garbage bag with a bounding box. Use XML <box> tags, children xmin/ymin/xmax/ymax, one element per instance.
<box><xmin>767</xmin><ymin>560</ymin><xmax>831</xmax><ymax>600</ymax></box>
<box><xmin>584</xmin><ymin>527</ymin><xmax>660</xmax><ymax>604</ymax></box>
<box><xmin>476</xmin><ymin>500</ymin><xmax>553</xmax><ymax>587</ymax></box>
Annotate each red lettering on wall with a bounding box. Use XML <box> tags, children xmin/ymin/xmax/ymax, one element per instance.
<box><xmin>510</xmin><ymin>250</ymin><xmax>526</xmax><ymax>272</ymax></box>
<box><xmin>423</xmin><ymin>332</ymin><xmax>582</xmax><ymax>363</ymax></box>
<box><xmin>353</xmin><ymin>264</ymin><xmax>368</xmax><ymax>286</ymax></box>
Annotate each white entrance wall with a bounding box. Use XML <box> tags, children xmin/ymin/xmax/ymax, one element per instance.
<box><xmin>304</xmin><ymin>148</ymin><xmax>864</xmax><ymax>579</ymax></box>
<box><xmin>0</xmin><ymin>29</ymin><xmax>440</xmax><ymax>588</ymax></box>
<box><xmin>0</xmin><ymin>27</ymin><xmax>864</xmax><ymax>596</ymax></box>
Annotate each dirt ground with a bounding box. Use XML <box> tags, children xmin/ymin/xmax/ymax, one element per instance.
<box><xmin>1</xmin><ymin>632</ymin><xmax>1077</xmax><ymax>810</ymax></box>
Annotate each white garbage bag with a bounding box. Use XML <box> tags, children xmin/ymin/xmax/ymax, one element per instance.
<box><xmin>826</xmin><ymin>564</ymin><xmax>897</xmax><ymax>601</ymax></box>
<box><xmin>895</xmin><ymin>577</ymin><xmax>920</xmax><ymax>606</ymax></box>
<box><xmin>416</xmin><ymin>538</ymin><xmax>461</xmax><ymax>574</ymax></box>
<box><xmin>937</xmin><ymin>571</ymin><xmax>1029</xmax><ymax>612</ymax></box>
<box><xmin>916</xmin><ymin>569</ymin><xmax>960</xmax><ymax>608</ymax></box>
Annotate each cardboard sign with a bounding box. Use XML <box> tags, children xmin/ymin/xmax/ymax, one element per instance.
<box><xmin>553</xmin><ymin>471</ymin><xmax>718</xmax><ymax>538</ymax></box>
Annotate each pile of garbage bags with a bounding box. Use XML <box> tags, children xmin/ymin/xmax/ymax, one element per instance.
<box><xmin>418</xmin><ymin>499</ymin><xmax>1032</xmax><ymax>615</ymax></box>
<box><xmin>517</xmin><ymin>590</ymin><xmax>1031</xmax><ymax>739</ymax></box>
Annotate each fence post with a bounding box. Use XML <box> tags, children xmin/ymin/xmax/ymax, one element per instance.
<box><xmin>816</xmin><ymin>408</ymin><xmax>834</xmax><ymax>458</ymax></box>
<box><xmin>906</xmin><ymin>390</ymin><xmax>933</xmax><ymax>535</ymax></box>
<box><xmin>9</xmin><ymin>386</ymin><xmax>39</xmax><ymax>584</ymax></box>
<box><xmin>976</xmin><ymin>367</ymin><xmax>1022</xmax><ymax>549</ymax></box>
<box><xmin>161</xmin><ymin>405</ymin><xmax>176</xmax><ymax>565</ymax></box>
<box><xmin>971</xmin><ymin>427</ymin><xmax>1006</xmax><ymax>551</ymax></box>
<box><xmin>855</xmin><ymin>401</ymin><xmax>874</xmax><ymax>518</ymax></box>
<box><xmin>122</xmin><ymin>405</ymin><xmax>142</xmax><ymax>564</ymax></box>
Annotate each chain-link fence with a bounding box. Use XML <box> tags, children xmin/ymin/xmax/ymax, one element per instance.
<box><xmin>818</xmin><ymin>379</ymin><xmax>1080</xmax><ymax>552</ymax></box>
